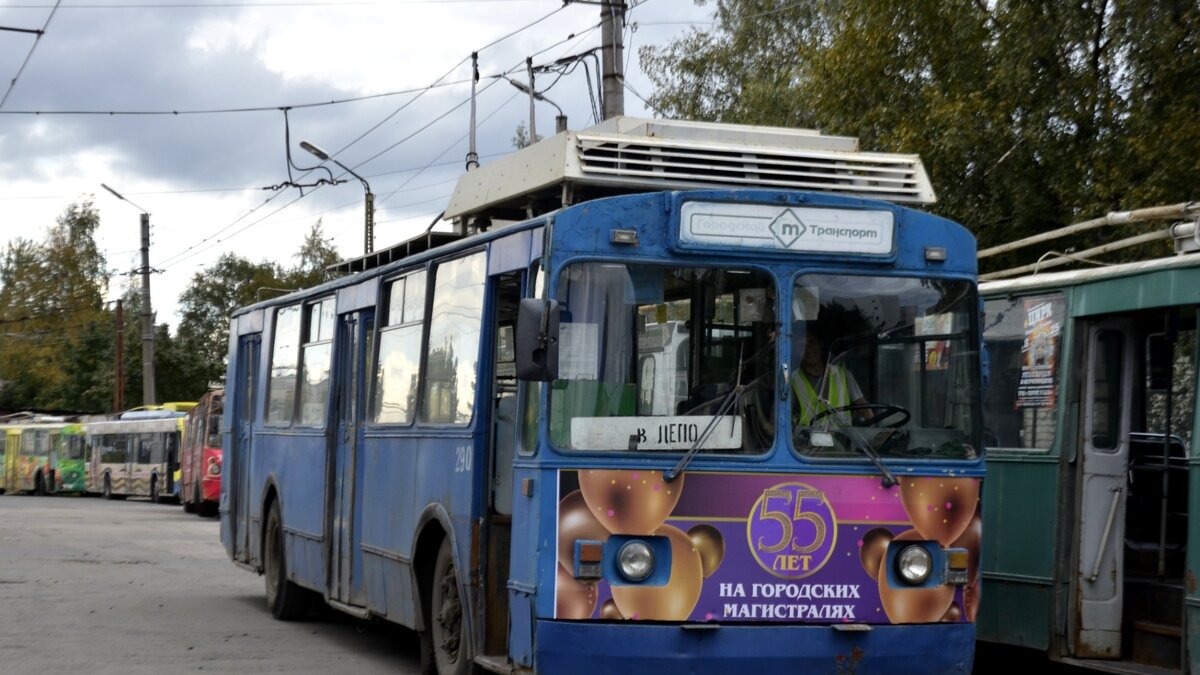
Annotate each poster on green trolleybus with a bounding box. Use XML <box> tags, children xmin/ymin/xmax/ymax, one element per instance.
<box><xmin>555</xmin><ymin>469</ymin><xmax>981</xmax><ymax>625</ymax></box>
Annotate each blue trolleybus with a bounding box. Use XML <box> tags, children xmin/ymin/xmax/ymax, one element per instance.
<box><xmin>220</xmin><ymin>118</ymin><xmax>984</xmax><ymax>674</ymax></box>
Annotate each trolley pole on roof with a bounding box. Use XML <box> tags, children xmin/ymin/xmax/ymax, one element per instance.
<box><xmin>102</xmin><ymin>183</ymin><xmax>156</xmax><ymax>407</ymax></box>
<box><xmin>600</xmin><ymin>0</ymin><xmax>625</xmax><ymax>119</ymax></box>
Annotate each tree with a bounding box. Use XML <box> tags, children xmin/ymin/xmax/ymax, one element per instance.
<box><xmin>283</xmin><ymin>220</ymin><xmax>340</xmax><ymax>289</ymax></box>
<box><xmin>641</xmin><ymin>1</ymin><xmax>1200</xmax><ymax>265</ymax></box>
<box><xmin>175</xmin><ymin>254</ymin><xmax>286</xmax><ymax>389</ymax></box>
<box><xmin>0</xmin><ymin>200</ymin><xmax>111</xmax><ymax>411</ymax></box>
<box><xmin>512</xmin><ymin>122</ymin><xmax>542</xmax><ymax>149</ymax></box>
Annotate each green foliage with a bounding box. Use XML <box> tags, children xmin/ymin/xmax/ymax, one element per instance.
<box><xmin>0</xmin><ymin>212</ymin><xmax>344</xmax><ymax>413</ymax></box>
<box><xmin>641</xmin><ymin>0</ymin><xmax>1200</xmax><ymax>261</ymax></box>
<box><xmin>0</xmin><ymin>201</ymin><xmax>110</xmax><ymax>412</ymax></box>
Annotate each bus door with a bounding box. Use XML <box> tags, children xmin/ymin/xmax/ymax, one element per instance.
<box><xmin>1074</xmin><ymin>319</ymin><xmax>1135</xmax><ymax>658</ymax></box>
<box><xmin>481</xmin><ymin>269</ymin><xmax>522</xmax><ymax>659</ymax></box>
<box><xmin>330</xmin><ymin>309</ymin><xmax>372</xmax><ymax>606</ymax></box>
<box><xmin>229</xmin><ymin>333</ymin><xmax>260</xmax><ymax>564</ymax></box>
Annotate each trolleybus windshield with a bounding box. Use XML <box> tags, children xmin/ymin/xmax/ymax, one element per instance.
<box><xmin>791</xmin><ymin>274</ymin><xmax>980</xmax><ymax>460</ymax></box>
<box><xmin>549</xmin><ymin>263</ymin><xmax>776</xmax><ymax>454</ymax></box>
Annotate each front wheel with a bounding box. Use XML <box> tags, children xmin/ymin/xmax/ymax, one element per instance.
<box><xmin>421</xmin><ymin>539</ymin><xmax>473</xmax><ymax>675</ymax></box>
<box><xmin>263</xmin><ymin>501</ymin><xmax>310</xmax><ymax>620</ymax></box>
<box><xmin>149</xmin><ymin>476</ymin><xmax>160</xmax><ymax>503</ymax></box>
<box><xmin>102</xmin><ymin>475</ymin><xmax>115</xmax><ymax>500</ymax></box>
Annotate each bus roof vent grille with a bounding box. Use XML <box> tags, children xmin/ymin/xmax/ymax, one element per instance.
<box><xmin>444</xmin><ymin>117</ymin><xmax>936</xmax><ymax>225</ymax></box>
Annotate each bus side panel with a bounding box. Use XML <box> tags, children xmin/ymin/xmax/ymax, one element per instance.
<box><xmin>505</xmin><ymin>464</ymin><xmax>543</xmax><ymax>667</ymax></box>
<box><xmin>977</xmin><ymin>456</ymin><xmax>1058</xmax><ymax>649</ymax></box>
<box><xmin>359</xmin><ymin>434</ymin><xmax>419</xmax><ymax>626</ymax></box>
<box><xmin>257</xmin><ymin>431</ymin><xmax>328</xmax><ymax>590</ymax></box>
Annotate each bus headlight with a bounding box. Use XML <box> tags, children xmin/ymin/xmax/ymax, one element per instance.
<box><xmin>896</xmin><ymin>545</ymin><xmax>933</xmax><ymax>585</ymax></box>
<box><xmin>207</xmin><ymin>459</ymin><xmax>221</xmax><ymax>477</ymax></box>
<box><xmin>617</xmin><ymin>540</ymin><xmax>655</xmax><ymax>582</ymax></box>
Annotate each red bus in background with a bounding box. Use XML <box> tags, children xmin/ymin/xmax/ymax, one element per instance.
<box><xmin>180</xmin><ymin>390</ymin><xmax>223</xmax><ymax>516</ymax></box>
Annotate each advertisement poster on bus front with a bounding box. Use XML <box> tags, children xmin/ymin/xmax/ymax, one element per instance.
<box><xmin>554</xmin><ymin>470</ymin><xmax>981</xmax><ymax>625</ymax></box>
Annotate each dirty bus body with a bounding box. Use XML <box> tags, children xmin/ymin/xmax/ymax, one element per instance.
<box><xmin>87</xmin><ymin>408</ymin><xmax>191</xmax><ymax>502</ymax></box>
<box><xmin>978</xmin><ymin>212</ymin><xmax>1200</xmax><ymax>673</ymax></box>
<box><xmin>220</xmin><ymin>118</ymin><xmax>984</xmax><ymax>674</ymax></box>
<box><xmin>181</xmin><ymin>390</ymin><xmax>224</xmax><ymax>515</ymax></box>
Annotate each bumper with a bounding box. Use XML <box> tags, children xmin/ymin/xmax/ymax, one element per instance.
<box><xmin>534</xmin><ymin>621</ymin><xmax>974</xmax><ymax>675</ymax></box>
<box><xmin>201</xmin><ymin>476</ymin><xmax>221</xmax><ymax>502</ymax></box>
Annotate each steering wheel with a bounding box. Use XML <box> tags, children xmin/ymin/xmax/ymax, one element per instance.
<box><xmin>809</xmin><ymin>403</ymin><xmax>911</xmax><ymax>429</ymax></box>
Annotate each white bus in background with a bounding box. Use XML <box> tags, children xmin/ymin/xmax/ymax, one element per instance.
<box><xmin>87</xmin><ymin>406</ymin><xmax>192</xmax><ymax>502</ymax></box>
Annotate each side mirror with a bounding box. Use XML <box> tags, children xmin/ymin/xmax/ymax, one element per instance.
<box><xmin>516</xmin><ymin>298</ymin><xmax>560</xmax><ymax>381</ymax></box>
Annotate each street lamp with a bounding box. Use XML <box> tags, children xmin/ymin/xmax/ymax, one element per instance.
<box><xmin>300</xmin><ymin>141</ymin><xmax>375</xmax><ymax>255</ymax></box>
<box><xmin>100</xmin><ymin>183</ymin><xmax>156</xmax><ymax>407</ymax></box>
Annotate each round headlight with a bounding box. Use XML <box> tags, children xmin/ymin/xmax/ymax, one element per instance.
<box><xmin>896</xmin><ymin>544</ymin><xmax>933</xmax><ymax>584</ymax></box>
<box><xmin>617</xmin><ymin>540</ymin><xmax>655</xmax><ymax>582</ymax></box>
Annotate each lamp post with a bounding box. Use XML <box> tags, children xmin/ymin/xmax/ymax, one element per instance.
<box><xmin>300</xmin><ymin>141</ymin><xmax>375</xmax><ymax>255</ymax></box>
<box><xmin>101</xmin><ymin>183</ymin><xmax>156</xmax><ymax>407</ymax></box>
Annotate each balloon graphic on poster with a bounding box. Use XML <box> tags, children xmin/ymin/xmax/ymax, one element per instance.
<box><xmin>555</xmin><ymin>563</ymin><xmax>598</xmax><ymax>620</ymax></box>
<box><xmin>858</xmin><ymin>527</ymin><xmax>893</xmax><ymax>580</ymax></box>
<box><xmin>877</xmin><ymin>530</ymin><xmax>955</xmax><ymax>623</ymax></box>
<box><xmin>557</xmin><ymin>489</ymin><xmax>611</xmax><ymax>570</ymax></box>
<box><xmin>950</xmin><ymin>508</ymin><xmax>982</xmax><ymax>587</ymax></box>
<box><xmin>899</xmin><ymin>477</ymin><xmax>980</xmax><ymax>546</ymax></box>
<box><xmin>610</xmin><ymin>524</ymin><xmax>703</xmax><ymax>620</ymax></box>
<box><xmin>687</xmin><ymin>524</ymin><xmax>725</xmax><ymax>578</ymax></box>
<box><xmin>578</xmin><ymin>469</ymin><xmax>683</xmax><ymax>536</ymax></box>
<box><xmin>942</xmin><ymin>603</ymin><xmax>963</xmax><ymax>623</ymax></box>
<box><xmin>600</xmin><ymin>599</ymin><xmax>624</xmax><ymax>620</ymax></box>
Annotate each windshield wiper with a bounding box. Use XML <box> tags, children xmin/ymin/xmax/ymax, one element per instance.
<box><xmin>665</xmin><ymin>339</ymin><xmax>770</xmax><ymax>482</ymax></box>
<box><xmin>828</xmin><ymin>422</ymin><xmax>898</xmax><ymax>488</ymax></box>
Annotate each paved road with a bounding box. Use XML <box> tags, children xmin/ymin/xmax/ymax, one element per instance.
<box><xmin>0</xmin><ymin>494</ymin><xmax>421</xmax><ymax>675</ymax></box>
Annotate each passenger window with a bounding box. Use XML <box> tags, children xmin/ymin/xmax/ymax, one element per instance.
<box><xmin>421</xmin><ymin>252</ymin><xmax>486</xmax><ymax>425</ymax></box>
<box><xmin>267</xmin><ymin>305</ymin><xmax>302</xmax><ymax>424</ymax></box>
<box><xmin>1092</xmin><ymin>330</ymin><xmax>1124</xmax><ymax>450</ymax></box>
<box><xmin>981</xmin><ymin>294</ymin><xmax>1064</xmax><ymax>451</ymax></box>
<box><xmin>297</xmin><ymin>298</ymin><xmax>335</xmax><ymax>426</ymax></box>
<box><xmin>374</xmin><ymin>271</ymin><xmax>427</xmax><ymax>425</ymax></box>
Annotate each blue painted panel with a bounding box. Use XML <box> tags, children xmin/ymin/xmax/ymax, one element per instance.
<box><xmin>534</xmin><ymin>621</ymin><xmax>975</xmax><ymax>674</ymax></box>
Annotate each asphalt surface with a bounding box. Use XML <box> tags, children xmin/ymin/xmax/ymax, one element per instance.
<box><xmin>0</xmin><ymin>494</ymin><xmax>421</xmax><ymax>675</ymax></box>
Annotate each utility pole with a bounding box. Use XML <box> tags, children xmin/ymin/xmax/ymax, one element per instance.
<box><xmin>139</xmin><ymin>212</ymin><xmax>157</xmax><ymax>406</ymax></box>
<box><xmin>600</xmin><ymin>0</ymin><xmax>626</xmax><ymax>119</ymax></box>
<box><xmin>103</xmin><ymin>183</ymin><xmax>156</xmax><ymax>407</ymax></box>
<box><xmin>114</xmin><ymin>299</ymin><xmax>124</xmax><ymax>412</ymax></box>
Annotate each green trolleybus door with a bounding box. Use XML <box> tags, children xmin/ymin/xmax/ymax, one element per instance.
<box><xmin>331</xmin><ymin>309</ymin><xmax>371</xmax><ymax>606</ymax></box>
<box><xmin>231</xmin><ymin>334</ymin><xmax>260</xmax><ymax>565</ymax></box>
<box><xmin>1074</xmin><ymin>321</ymin><xmax>1135</xmax><ymax>658</ymax></box>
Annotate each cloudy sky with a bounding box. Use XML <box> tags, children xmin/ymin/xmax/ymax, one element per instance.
<box><xmin>0</xmin><ymin>0</ymin><xmax>712</xmax><ymax>327</ymax></box>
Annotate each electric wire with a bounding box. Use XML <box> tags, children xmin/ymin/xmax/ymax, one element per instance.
<box><xmin>0</xmin><ymin>0</ymin><xmax>62</xmax><ymax>110</ymax></box>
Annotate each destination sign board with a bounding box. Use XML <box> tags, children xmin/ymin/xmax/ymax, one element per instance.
<box><xmin>679</xmin><ymin>202</ymin><xmax>895</xmax><ymax>256</ymax></box>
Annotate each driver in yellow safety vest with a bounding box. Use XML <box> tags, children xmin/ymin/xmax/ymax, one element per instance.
<box><xmin>792</xmin><ymin>332</ymin><xmax>871</xmax><ymax>426</ymax></box>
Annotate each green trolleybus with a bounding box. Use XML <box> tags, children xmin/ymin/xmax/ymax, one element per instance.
<box><xmin>980</xmin><ymin>207</ymin><xmax>1200</xmax><ymax>672</ymax></box>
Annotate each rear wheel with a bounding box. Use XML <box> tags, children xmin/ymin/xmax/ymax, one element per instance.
<box><xmin>421</xmin><ymin>539</ymin><xmax>472</xmax><ymax>675</ymax></box>
<box><xmin>264</xmin><ymin>501</ymin><xmax>310</xmax><ymax>620</ymax></box>
<box><xmin>102</xmin><ymin>475</ymin><xmax>114</xmax><ymax>500</ymax></box>
<box><xmin>149</xmin><ymin>476</ymin><xmax>160</xmax><ymax>503</ymax></box>
<box><xmin>34</xmin><ymin>472</ymin><xmax>46</xmax><ymax>496</ymax></box>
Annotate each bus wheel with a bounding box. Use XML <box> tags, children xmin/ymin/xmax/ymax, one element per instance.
<box><xmin>182</xmin><ymin>485</ymin><xmax>195</xmax><ymax>513</ymax></box>
<box><xmin>264</xmin><ymin>501</ymin><xmax>309</xmax><ymax>621</ymax></box>
<box><xmin>102</xmin><ymin>475</ymin><xmax>115</xmax><ymax>500</ymax></box>
<box><xmin>149</xmin><ymin>477</ymin><xmax>160</xmax><ymax>504</ymax></box>
<box><xmin>34</xmin><ymin>473</ymin><xmax>46</xmax><ymax>496</ymax></box>
<box><xmin>423</xmin><ymin>539</ymin><xmax>472</xmax><ymax>675</ymax></box>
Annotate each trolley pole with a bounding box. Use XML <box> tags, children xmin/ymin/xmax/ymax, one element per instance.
<box><xmin>600</xmin><ymin>0</ymin><xmax>626</xmax><ymax>119</ymax></box>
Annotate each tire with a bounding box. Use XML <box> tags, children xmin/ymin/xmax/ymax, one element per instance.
<box><xmin>34</xmin><ymin>473</ymin><xmax>46</xmax><ymax>496</ymax></box>
<box><xmin>102</xmin><ymin>475</ymin><xmax>115</xmax><ymax>500</ymax></box>
<box><xmin>182</xmin><ymin>482</ymin><xmax>195</xmax><ymax>513</ymax></box>
<box><xmin>149</xmin><ymin>476</ymin><xmax>160</xmax><ymax>504</ymax></box>
<box><xmin>264</xmin><ymin>501</ymin><xmax>310</xmax><ymax>621</ymax></box>
<box><xmin>421</xmin><ymin>539</ymin><xmax>473</xmax><ymax>675</ymax></box>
